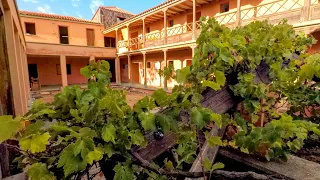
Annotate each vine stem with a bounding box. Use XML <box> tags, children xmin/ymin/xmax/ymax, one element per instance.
<box><xmin>131</xmin><ymin>150</ymin><xmax>278</xmax><ymax>179</ymax></box>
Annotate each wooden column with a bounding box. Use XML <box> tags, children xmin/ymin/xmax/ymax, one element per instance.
<box><xmin>190</xmin><ymin>45</ymin><xmax>196</xmax><ymax>58</ymax></box>
<box><xmin>128</xmin><ymin>54</ymin><xmax>131</xmax><ymax>84</ymax></box>
<box><xmin>163</xmin><ymin>8</ymin><xmax>167</xmax><ymax>44</ymax></box>
<box><xmin>89</xmin><ymin>56</ymin><xmax>95</xmax><ymax>63</ymax></box>
<box><xmin>115</xmin><ymin>29</ymin><xmax>118</xmax><ymax>53</ymax></box>
<box><xmin>303</xmin><ymin>0</ymin><xmax>311</xmax><ymax>21</ymax></box>
<box><xmin>127</xmin><ymin>24</ymin><xmax>130</xmax><ymax>51</ymax></box>
<box><xmin>116</xmin><ymin>56</ymin><xmax>121</xmax><ymax>85</ymax></box>
<box><xmin>142</xmin><ymin>52</ymin><xmax>147</xmax><ymax>86</ymax></box>
<box><xmin>142</xmin><ymin>18</ymin><xmax>146</xmax><ymax>48</ymax></box>
<box><xmin>60</xmin><ymin>55</ymin><xmax>68</xmax><ymax>87</ymax></box>
<box><xmin>4</xmin><ymin>10</ymin><xmax>23</xmax><ymax>116</ymax></box>
<box><xmin>14</xmin><ymin>33</ymin><xmax>27</xmax><ymax>113</ymax></box>
<box><xmin>192</xmin><ymin>0</ymin><xmax>196</xmax><ymax>40</ymax></box>
<box><xmin>236</xmin><ymin>0</ymin><xmax>241</xmax><ymax>27</ymax></box>
<box><xmin>163</xmin><ymin>49</ymin><xmax>168</xmax><ymax>89</ymax></box>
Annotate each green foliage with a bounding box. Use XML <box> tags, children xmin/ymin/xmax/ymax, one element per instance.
<box><xmin>0</xmin><ymin>115</ymin><xmax>22</xmax><ymax>143</ymax></box>
<box><xmin>1</xmin><ymin>18</ymin><xmax>320</xmax><ymax>180</ymax></box>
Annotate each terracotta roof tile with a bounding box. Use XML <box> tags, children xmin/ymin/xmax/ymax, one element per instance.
<box><xmin>100</xmin><ymin>6</ymin><xmax>135</xmax><ymax>16</ymax></box>
<box><xmin>19</xmin><ymin>10</ymin><xmax>100</xmax><ymax>24</ymax></box>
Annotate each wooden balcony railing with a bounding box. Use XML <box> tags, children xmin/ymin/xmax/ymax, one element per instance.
<box><xmin>117</xmin><ymin>0</ymin><xmax>319</xmax><ymax>52</ymax></box>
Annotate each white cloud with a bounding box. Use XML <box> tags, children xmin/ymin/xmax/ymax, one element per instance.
<box><xmin>22</xmin><ymin>0</ymin><xmax>39</xmax><ymax>3</ymax></box>
<box><xmin>77</xmin><ymin>12</ymin><xmax>83</xmax><ymax>18</ymax></box>
<box><xmin>90</xmin><ymin>0</ymin><xmax>104</xmax><ymax>14</ymax></box>
<box><xmin>71</xmin><ymin>0</ymin><xmax>80</xmax><ymax>8</ymax></box>
<box><xmin>37</xmin><ymin>5</ymin><xmax>54</xmax><ymax>14</ymax></box>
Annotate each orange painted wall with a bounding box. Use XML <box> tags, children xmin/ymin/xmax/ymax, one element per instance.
<box><xmin>309</xmin><ymin>31</ymin><xmax>320</xmax><ymax>53</ymax></box>
<box><xmin>27</xmin><ymin>56</ymin><xmax>88</xmax><ymax>85</ymax></box>
<box><xmin>21</xmin><ymin>16</ymin><xmax>105</xmax><ymax>47</ymax></box>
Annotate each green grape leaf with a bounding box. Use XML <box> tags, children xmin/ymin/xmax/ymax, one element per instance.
<box><xmin>129</xmin><ymin>130</ymin><xmax>145</xmax><ymax>146</ymax></box>
<box><xmin>202</xmin><ymin>158</ymin><xmax>213</xmax><ymax>171</ymax></box>
<box><xmin>102</xmin><ymin>123</ymin><xmax>116</xmax><ymax>143</ymax></box>
<box><xmin>165</xmin><ymin>160</ymin><xmax>174</xmax><ymax>170</ymax></box>
<box><xmin>86</xmin><ymin>148</ymin><xmax>103</xmax><ymax>165</ymax></box>
<box><xmin>205</xmin><ymin>132</ymin><xmax>222</xmax><ymax>147</ymax></box>
<box><xmin>57</xmin><ymin>144</ymin><xmax>87</xmax><ymax>177</ymax></box>
<box><xmin>202</xmin><ymin>80</ymin><xmax>221</xmax><ymax>91</ymax></box>
<box><xmin>19</xmin><ymin>132</ymin><xmax>50</xmax><ymax>153</ymax></box>
<box><xmin>27</xmin><ymin>163</ymin><xmax>56</xmax><ymax>180</ymax></box>
<box><xmin>191</xmin><ymin>107</ymin><xmax>205</xmax><ymax>129</ymax></box>
<box><xmin>0</xmin><ymin>115</ymin><xmax>21</xmax><ymax>143</ymax></box>
<box><xmin>211</xmin><ymin>113</ymin><xmax>222</xmax><ymax>128</ymax></box>
<box><xmin>114</xmin><ymin>163</ymin><xmax>134</xmax><ymax>180</ymax></box>
<box><xmin>138</xmin><ymin>112</ymin><xmax>156</xmax><ymax>131</ymax></box>
<box><xmin>214</xmin><ymin>70</ymin><xmax>226</xmax><ymax>86</ymax></box>
<box><xmin>176</xmin><ymin>66</ymin><xmax>190</xmax><ymax>84</ymax></box>
<box><xmin>80</xmin><ymin>66</ymin><xmax>92</xmax><ymax>78</ymax></box>
<box><xmin>211</xmin><ymin>162</ymin><xmax>225</xmax><ymax>171</ymax></box>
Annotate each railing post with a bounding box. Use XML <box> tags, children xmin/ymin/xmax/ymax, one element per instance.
<box><xmin>142</xmin><ymin>18</ymin><xmax>146</xmax><ymax>48</ymax></box>
<box><xmin>115</xmin><ymin>28</ymin><xmax>118</xmax><ymax>53</ymax></box>
<box><xmin>254</xmin><ymin>6</ymin><xmax>257</xmax><ymax>18</ymax></box>
<box><xmin>192</xmin><ymin>0</ymin><xmax>196</xmax><ymax>40</ymax></box>
<box><xmin>236</xmin><ymin>0</ymin><xmax>241</xmax><ymax>27</ymax></box>
<box><xmin>142</xmin><ymin>52</ymin><xmax>147</xmax><ymax>86</ymax></box>
<box><xmin>163</xmin><ymin>8</ymin><xmax>168</xmax><ymax>44</ymax></box>
<box><xmin>303</xmin><ymin>0</ymin><xmax>311</xmax><ymax>21</ymax></box>
<box><xmin>127</xmin><ymin>24</ymin><xmax>130</xmax><ymax>51</ymax></box>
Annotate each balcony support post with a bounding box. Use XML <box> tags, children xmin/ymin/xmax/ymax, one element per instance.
<box><xmin>236</xmin><ymin>0</ymin><xmax>241</xmax><ymax>27</ymax></box>
<box><xmin>142</xmin><ymin>18</ymin><xmax>146</xmax><ymax>48</ymax></box>
<box><xmin>192</xmin><ymin>0</ymin><xmax>196</xmax><ymax>40</ymax></box>
<box><xmin>190</xmin><ymin>45</ymin><xmax>197</xmax><ymax>59</ymax></box>
<box><xmin>142</xmin><ymin>52</ymin><xmax>147</xmax><ymax>86</ymax></box>
<box><xmin>127</xmin><ymin>54</ymin><xmax>131</xmax><ymax>85</ymax></box>
<box><xmin>303</xmin><ymin>0</ymin><xmax>311</xmax><ymax>21</ymax></box>
<box><xmin>163</xmin><ymin>8</ymin><xmax>168</xmax><ymax>44</ymax></box>
<box><xmin>163</xmin><ymin>49</ymin><xmax>168</xmax><ymax>90</ymax></box>
<box><xmin>60</xmin><ymin>55</ymin><xmax>68</xmax><ymax>87</ymax></box>
<box><xmin>116</xmin><ymin>56</ymin><xmax>121</xmax><ymax>85</ymax></box>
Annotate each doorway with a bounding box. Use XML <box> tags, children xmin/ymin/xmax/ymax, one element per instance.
<box><xmin>28</xmin><ymin>64</ymin><xmax>38</xmax><ymax>79</ymax></box>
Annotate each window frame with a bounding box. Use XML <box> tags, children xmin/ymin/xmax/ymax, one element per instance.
<box><xmin>220</xmin><ymin>2</ymin><xmax>230</xmax><ymax>13</ymax></box>
<box><xmin>169</xmin><ymin>20</ymin><xmax>174</xmax><ymax>27</ymax></box>
<box><xmin>25</xmin><ymin>22</ymin><xmax>36</xmax><ymax>35</ymax></box>
<box><xmin>58</xmin><ymin>26</ymin><xmax>69</xmax><ymax>44</ymax></box>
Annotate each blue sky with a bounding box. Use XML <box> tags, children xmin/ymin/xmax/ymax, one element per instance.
<box><xmin>17</xmin><ymin>0</ymin><xmax>165</xmax><ymax>20</ymax></box>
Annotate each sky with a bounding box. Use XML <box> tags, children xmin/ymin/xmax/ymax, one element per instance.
<box><xmin>17</xmin><ymin>0</ymin><xmax>166</xmax><ymax>20</ymax></box>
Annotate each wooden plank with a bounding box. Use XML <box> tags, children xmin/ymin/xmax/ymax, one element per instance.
<box><xmin>219</xmin><ymin>148</ymin><xmax>320</xmax><ymax>180</ymax></box>
<box><xmin>136</xmin><ymin>86</ymin><xmax>238</xmax><ymax>161</ymax></box>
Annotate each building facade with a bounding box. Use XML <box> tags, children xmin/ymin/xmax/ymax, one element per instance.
<box><xmin>0</xmin><ymin>0</ymin><xmax>29</xmax><ymax>117</ymax></box>
<box><xmin>103</xmin><ymin>0</ymin><xmax>320</xmax><ymax>88</ymax></box>
<box><xmin>20</xmin><ymin>11</ymin><xmax>117</xmax><ymax>89</ymax></box>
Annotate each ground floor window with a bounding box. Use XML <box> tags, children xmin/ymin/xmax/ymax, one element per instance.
<box><xmin>56</xmin><ymin>64</ymin><xmax>71</xmax><ymax>75</ymax></box>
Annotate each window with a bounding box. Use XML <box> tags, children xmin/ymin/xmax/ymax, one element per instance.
<box><xmin>67</xmin><ymin>64</ymin><xmax>71</xmax><ymax>75</ymax></box>
<box><xmin>117</xmin><ymin>17</ymin><xmax>126</xmax><ymax>23</ymax></box>
<box><xmin>86</xmin><ymin>29</ymin><xmax>95</xmax><ymax>46</ymax></box>
<box><xmin>25</xmin><ymin>23</ymin><xmax>36</xmax><ymax>35</ymax></box>
<box><xmin>147</xmin><ymin>62</ymin><xmax>151</xmax><ymax>68</ymax></box>
<box><xmin>56</xmin><ymin>64</ymin><xmax>71</xmax><ymax>75</ymax></box>
<box><xmin>169</xmin><ymin>20</ymin><xmax>174</xmax><ymax>27</ymax></box>
<box><xmin>104</xmin><ymin>37</ymin><xmax>116</xmax><ymax>47</ymax></box>
<box><xmin>220</xmin><ymin>2</ymin><xmax>229</xmax><ymax>13</ymax></box>
<box><xmin>146</xmin><ymin>27</ymin><xmax>151</xmax><ymax>33</ymax></box>
<box><xmin>59</xmin><ymin>26</ymin><xmax>69</xmax><ymax>44</ymax></box>
<box><xmin>168</xmin><ymin>61</ymin><xmax>174</xmax><ymax>68</ymax></box>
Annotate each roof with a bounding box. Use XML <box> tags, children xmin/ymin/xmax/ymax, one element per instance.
<box><xmin>100</xmin><ymin>6</ymin><xmax>135</xmax><ymax>16</ymax></box>
<box><xmin>19</xmin><ymin>10</ymin><xmax>100</xmax><ymax>24</ymax></box>
<box><xmin>103</xmin><ymin>0</ymin><xmax>179</xmax><ymax>33</ymax></box>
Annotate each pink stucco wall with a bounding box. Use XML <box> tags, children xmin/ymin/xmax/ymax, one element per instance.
<box><xmin>27</xmin><ymin>56</ymin><xmax>89</xmax><ymax>86</ymax></box>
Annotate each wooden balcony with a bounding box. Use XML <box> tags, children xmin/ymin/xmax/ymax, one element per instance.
<box><xmin>117</xmin><ymin>0</ymin><xmax>320</xmax><ymax>54</ymax></box>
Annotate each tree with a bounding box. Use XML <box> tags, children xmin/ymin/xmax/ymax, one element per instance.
<box><xmin>0</xmin><ymin>18</ymin><xmax>319</xmax><ymax>180</ymax></box>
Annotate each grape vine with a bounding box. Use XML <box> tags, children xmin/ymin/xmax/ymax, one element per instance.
<box><xmin>0</xmin><ymin>18</ymin><xmax>319</xmax><ymax>180</ymax></box>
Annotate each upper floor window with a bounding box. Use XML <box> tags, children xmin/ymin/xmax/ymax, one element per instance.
<box><xmin>147</xmin><ymin>62</ymin><xmax>151</xmax><ymax>68</ymax></box>
<box><xmin>25</xmin><ymin>23</ymin><xmax>36</xmax><ymax>35</ymax></box>
<box><xmin>146</xmin><ymin>27</ymin><xmax>151</xmax><ymax>33</ymax></box>
<box><xmin>104</xmin><ymin>37</ymin><xmax>116</xmax><ymax>47</ymax></box>
<box><xmin>220</xmin><ymin>2</ymin><xmax>229</xmax><ymax>13</ymax></box>
<box><xmin>59</xmin><ymin>26</ymin><xmax>69</xmax><ymax>44</ymax></box>
<box><xmin>169</xmin><ymin>20</ymin><xmax>174</xmax><ymax>27</ymax></box>
<box><xmin>86</xmin><ymin>29</ymin><xmax>95</xmax><ymax>46</ymax></box>
<box><xmin>117</xmin><ymin>17</ymin><xmax>126</xmax><ymax>23</ymax></box>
